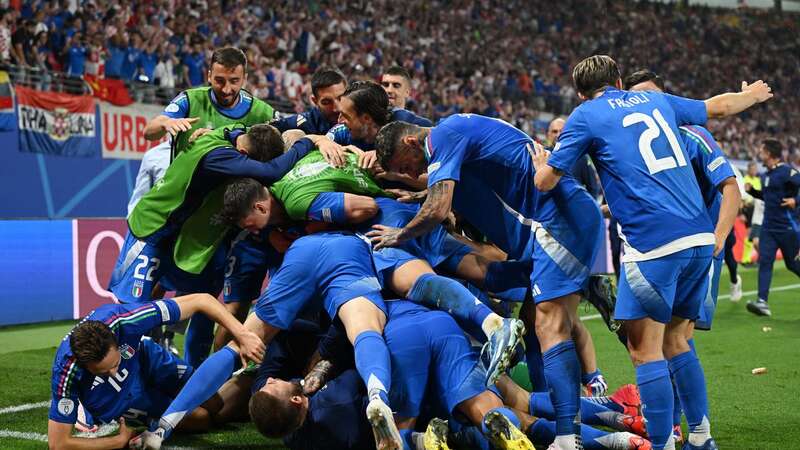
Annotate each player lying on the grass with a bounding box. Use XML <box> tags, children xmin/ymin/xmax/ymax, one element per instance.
<box><xmin>220</xmin><ymin>179</ymin><xmax>526</xmax><ymax>383</ymax></box>
<box><xmin>624</xmin><ymin>69</ymin><xmax>742</xmax><ymax>445</ymax></box>
<box><xmin>130</xmin><ymin>232</ymin><xmax>402</xmax><ymax>450</ymax></box>
<box><xmin>532</xmin><ymin>55</ymin><xmax>771</xmax><ymax>450</ymax></box>
<box><xmin>373</xmin><ymin>114</ymin><xmax>605</xmax><ymax>450</ymax></box>
<box><xmin>253</xmin><ymin>300</ymin><xmax>650</xmax><ymax>450</ymax></box>
<box><xmin>47</xmin><ymin>294</ymin><xmax>264</xmax><ymax>450</ymax></box>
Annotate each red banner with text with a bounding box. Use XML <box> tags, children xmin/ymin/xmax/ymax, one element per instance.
<box><xmin>100</xmin><ymin>101</ymin><xmax>167</xmax><ymax>160</ymax></box>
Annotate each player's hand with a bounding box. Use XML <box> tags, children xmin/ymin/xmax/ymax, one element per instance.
<box><xmin>741</xmin><ymin>80</ymin><xmax>773</xmax><ymax>103</ymax></box>
<box><xmin>303</xmin><ymin>359</ymin><xmax>333</xmax><ymax>396</ymax></box>
<box><xmin>128</xmin><ymin>427</ymin><xmax>165</xmax><ymax>450</ymax></box>
<box><xmin>584</xmin><ymin>374</ymin><xmax>608</xmax><ymax>397</ymax></box>
<box><xmin>526</xmin><ymin>141</ymin><xmax>550</xmax><ymax>172</ymax></box>
<box><xmin>115</xmin><ymin>417</ymin><xmax>135</xmax><ymax>446</ymax></box>
<box><xmin>385</xmin><ymin>188</ymin><xmax>427</xmax><ymax>203</ymax></box>
<box><xmin>163</xmin><ymin>117</ymin><xmax>199</xmax><ymax>136</ymax></box>
<box><xmin>713</xmin><ymin>231</ymin><xmax>726</xmax><ymax>257</ymax></box>
<box><xmin>357</xmin><ymin>150</ymin><xmax>378</xmax><ymax>169</ymax></box>
<box><xmin>189</xmin><ymin>127</ymin><xmax>212</xmax><ymax>143</ymax></box>
<box><xmin>366</xmin><ymin>224</ymin><xmax>407</xmax><ymax>250</ymax></box>
<box><xmin>318</xmin><ymin>139</ymin><xmax>346</xmax><ymax>167</ymax></box>
<box><xmin>781</xmin><ymin>197</ymin><xmax>796</xmax><ymax>209</ymax></box>
<box><xmin>234</xmin><ymin>330</ymin><xmax>266</xmax><ymax>366</ymax></box>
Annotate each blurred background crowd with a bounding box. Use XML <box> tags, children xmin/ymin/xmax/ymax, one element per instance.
<box><xmin>0</xmin><ymin>0</ymin><xmax>796</xmax><ymax>158</ymax></box>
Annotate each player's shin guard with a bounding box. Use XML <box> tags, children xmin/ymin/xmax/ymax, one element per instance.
<box><xmin>184</xmin><ymin>313</ymin><xmax>215</xmax><ymax>367</ymax></box>
<box><xmin>354</xmin><ymin>330</ymin><xmax>391</xmax><ymax>403</ymax></box>
<box><xmin>524</xmin><ymin>332</ymin><xmax>547</xmax><ymax>392</ymax></box>
<box><xmin>636</xmin><ymin>360</ymin><xmax>673</xmax><ymax>450</ymax></box>
<box><xmin>668</xmin><ymin>351</ymin><xmax>711</xmax><ymax>447</ymax></box>
<box><xmin>407</xmin><ymin>273</ymin><xmax>493</xmax><ymax>333</ymax></box>
<box><xmin>543</xmin><ymin>340</ymin><xmax>581</xmax><ymax>437</ymax></box>
<box><xmin>158</xmin><ymin>346</ymin><xmax>240</xmax><ymax>439</ymax></box>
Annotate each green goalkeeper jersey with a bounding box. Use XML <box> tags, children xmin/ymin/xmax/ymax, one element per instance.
<box><xmin>270</xmin><ymin>150</ymin><xmax>388</xmax><ymax>221</ymax></box>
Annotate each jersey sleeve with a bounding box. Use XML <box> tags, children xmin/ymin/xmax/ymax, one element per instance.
<box><xmin>201</xmin><ymin>140</ymin><xmax>313</xmax><ymax>184</ymax></box>
<box><xmin>662</xmin><ymin>92</ymin><xmax>708</xmax><ymax>126</ymax></box>
<box><xmin>254</xmin><ymin>257</ymin><xmax>315</xmax><ymax>330</ymax></box>
<box><xmin>326</xmin><ymin>124</ymin><xmax>351</xmax><ymax>146</ymax></box>
<box><xmin>162</xmin><ymin>92</ymin><xmax>189</xmax><ymax>119</ymax></box>
<box><xmin>113</xmin><ymin>300</ymin><xmax>181</xmax><ymax>340</ymax></box>
<box><xmin>270</xmin><ymin>114</ymin><xmax>301</xmax><ymax>133</ymax></box>
<box><xmin>547</xmin><ymin>109</ymin><xmax>592</xmax><ymax>174</ymax></box>
<box><xmin>426</xmin><ymin>125</ymin><xmax>469</xmax><ymax>186</ymax></box>
<box><xmin>49</xmin><ymin>356</ymin><xmax>81</xmax><ymax>424</ymax></box>
<box><xmin>681</xmin><ymin>125</ymin><xmax>735</xmax><ymax>191</ymax></box>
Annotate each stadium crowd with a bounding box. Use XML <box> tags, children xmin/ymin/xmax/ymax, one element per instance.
<box><xmin>0</xmin><ymin>0</ymin><xmax>796</xmax><ymax>158</ymax></box>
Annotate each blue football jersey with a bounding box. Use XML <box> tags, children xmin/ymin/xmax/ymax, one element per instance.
<box><xmin>271</xmin><ymin>107</ymin><xmax>335</xmax><ymax>135</ymax></box>
<box><xmin>425</xmin><ymin>114</ymin><xmax>585</xmax><ymax>259</ymax></box>
<box><xmin>549</xmin><ymin>88</ymin><xmax>713</xmax><ymax>258</ymax></box>
<box><xmin>49</xmin><ymin>300</ymin><xmax>181</xmax><ymax>424</ymax></box>
<box><xmin>680</xmin><ymin>125</ymin><xmax>736</xmax><ymax>227</ymax></box>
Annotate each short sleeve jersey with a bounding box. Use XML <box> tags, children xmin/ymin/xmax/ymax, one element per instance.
<box><xmin>548</xmin><ymin>88</ymin><xmax>713</xmax><ymax>256</ymax></box>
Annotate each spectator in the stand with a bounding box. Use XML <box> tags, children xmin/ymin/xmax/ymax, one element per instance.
<box><xmin>0</xmin><ymin>10</ymin><xmax>13</xmax><ymax>63</ymax></box>
<box><xmin>380</xmin><ymin>66</ymin><xmax>411</xmax><ymax>109</ymax></box>
<box><xmin>105</xmin><ymin>31</ymin><xmax>127</xmax><ymax>79</ymax></box>
<box><xmin>65</xmin><ymin>32</ymin><xmax>88</xmax><ymax>78</ymax></box>
<box><xmin>154</xmin><ymin>43</ymin><xmax>178</xmax><ymax>89</ymax></box>
<box><xmin>182</xmin><ymin>37</ymin><xmax>206</xmax><ymax>87</ymax></box>
<box><xmin>11</xmin><ymin>19</ymin><xmax>35</xmax><ymax>66</ymax></box>
<box><xmin>138</xmin><ymin>31</ymin><xmax>161</xmax><ymax>83</ymax></box>
<box><xmin>121</xmin><ymin>31</ymin><xmax>144</xmax><ymax>81</ymax></box>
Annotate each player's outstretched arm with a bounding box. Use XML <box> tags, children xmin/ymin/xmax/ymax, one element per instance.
<box><xmin>48</xmin><ymin>417</ymin><xmax>133</xmax><ymax>450</ymax></box>
<box><xmin>368</xmin><ymin>179</ymin><xmax>455</xmax><ymax>249</ymax></box>
<box><xmin>705</xmin><ymin>80</ymin><xmax>773</xmax><ymax>119</ymax></box>
<box><xmin>144</xmin><ymin>115</ymin><xmax>199</xmax><ymax>141</ymax></box>
<box><xmin>714</xmin><ymin>178</ymin><xmax>742</xmax><ymax>256</ymax></box>
<box><xmin>172</xmin><ymin>294</ymin><xmax>266</xmax><ymax>365</ymax></box>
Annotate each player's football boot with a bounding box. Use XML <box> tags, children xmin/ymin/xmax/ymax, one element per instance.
<box><xmin>672</xmin><ymin>425</ymin><xmax>684</xmax><ymax>444</ymax></box>
<box><xmin>128</xmin><ymin>427</ymin><xmax>165</xmax><ymax>450</ymax></box>
<box><xmin>729</xmin><ymin>274</ymin><xmax>743</xmax><ymax>302</ymax></box>
<box><xmin>482</xmin><ymin>317</ymin><xmax>526</xmax><ymax>386</ymax></box>
<box><xmin>366</xmin><ymin>398</ymin><xmax>403</xmax><ymax>450</ymax></box>
<box><xmin>423</xmin><ymin>417</ymin><xmax>451</xmax><ymax>450</ymax></box>
<box><xmin>586</xmin><ymin>274</ymin><xmax>620</xmax><ymax>331</ymax></box>
<box><xmin>609</xmin><ymin>384</ymin><xmax>642</xmax><ymax>417</ymax></box>
<box><xmin>682</xmin><ymin>437</ymin><xmax>719</xmax><ymax>450</ymax></box>
<box><xmin>484</xmin><ymin>410</ymin><xmax>535</xmax><ymax>450</ymax></box>
<box><xmin>621</xmin><ymin>415</ymin><xmax>647</xmax><ymax>437</ymax></box>
<box><xmin>595</xmin><ymin>432</ymin><xmax>652</xmax><ymax>450</ymax></box>
<box><xmin>746</xmin><ymin>299</ymin><xmax>771</xmax><ymax>316</ymax></box>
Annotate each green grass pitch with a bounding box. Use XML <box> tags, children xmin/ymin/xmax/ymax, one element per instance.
<box><xmin>1</xmin><ymin>266</ymin><xmax>798</xmax><ymax>449</ymax></box>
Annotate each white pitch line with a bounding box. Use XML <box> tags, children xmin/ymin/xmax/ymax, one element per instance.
<box><xmin>0</xmin><ymin>430</ymin><xmax>48</xmax><ymax>442</ymax></box>
<box><xmin>0</xmin><ymin>401</ymin><xmax>49</xmax><ymax>415</ymax></box>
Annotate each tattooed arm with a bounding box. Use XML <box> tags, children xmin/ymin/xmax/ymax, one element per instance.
<box><xmin>367</xmin><ymin>180</ymin><xmax>455</xmax><ymax>250</ymax></box>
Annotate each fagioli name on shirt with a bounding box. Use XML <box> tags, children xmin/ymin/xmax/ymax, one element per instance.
<box><xmin>607</xmin><ymin>93</ymin><xmax>650</xmax><ymax>110</ymax></box>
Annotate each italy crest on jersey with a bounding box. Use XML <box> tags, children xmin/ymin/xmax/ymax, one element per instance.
<box><xmin>119</xmin><ymin>344</ymin><xmax>135</xmax><ymax>360</ymax></box>
<box><xmin>132</xmin><ymin>280</ymin><xmax>144</xmax><ymax>298</ymax></box>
